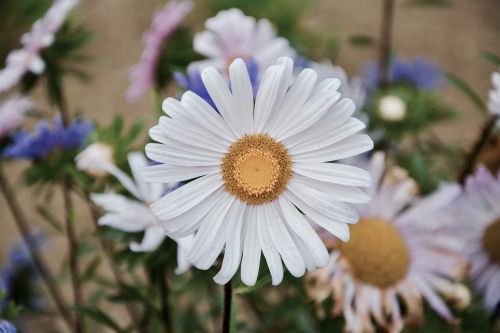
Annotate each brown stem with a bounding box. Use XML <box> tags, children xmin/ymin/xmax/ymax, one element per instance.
<box><xmin>62</xmin><ymin>181</ymin><xmax>84</xmax><ymax>333</ymax></box>
<box><xmin>378</xmin><ymin>0</ymin><xmax>395</xmax><ymax>90</ymax></box>
<box><xmin>222</xmin><ymin>281</ymin><xmax>232</xmax><ymax>333</ymax></box>
<box><xmin>458</xmin><ymin>115</ymin><xmax>499</xmax><ymax>183</ymax></box>
<box><xmin>0</xmin><ymin>164</ymin><xmax>75</xmax><ymax>331</ymax></box>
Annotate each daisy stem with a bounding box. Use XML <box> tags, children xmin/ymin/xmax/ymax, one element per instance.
<box><xmin>378</xmin><ymin>0</ymin><xmax>395</xmax><ymax>90</ymax></box>
<box><xmin>458</xmin><ymin>115</ymin><xmax>499</xmax><ymax>183</ymax></box>
<box><xmin>159</xmin><ymin>264</ymin><xmax>173</xmax><ymax>333</ymax></box>
<box><xmin>222</xmin><ymin>281</ymin><xmax>232</xmax><ymax>333</ymax></box>
<box><xmin>0</xmin><ymin>164</ymin><xmax>75</xmax><ymax>332</ymax></box>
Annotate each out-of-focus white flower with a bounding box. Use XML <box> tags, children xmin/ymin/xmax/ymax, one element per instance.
<box><xmin>307</xmin><ymin>152</ymin><xmax>466</xmax><ymax>333</ymax></box>
<box><xmin>125</xmin><ymin>1</ymin><xmax>193</xmax><ymax>103</ymax></box>
<box><xmin>0</xmin><ymin>0</ymin><xmax>78</xmax><ymax>93</ymax></box>
<box><xmin>144</xmin><ymin>57</ymin><xmax>373</xmax><ymax>286</ymax></box>
<box><xmin>0</xmin><ymin>95</ymin><xmax>34</xmax><ymax>139</ymax></box>
<box><xmin>192</xmin><ymin>8</ymin><xmax>295</xmax><ymax>75</ymax></box>
<box><xmin>453</xmin><ymin>167</ymin><xmax>500</xmax><ymax>312</ymax></box>
<box><xmin>91</xmin><ymin>152</ymin><xmax>192</xmax><ymax>273</ymax></box>
<box><xmin>378</xmin><ymin>94</ymin><xmax>407</xmax><ymax>122</ymax></box>
<box><xmin>75</xmin><ymin>142</ymin><xmax>114</xmax><ymax>177</ymax></box>
<box><xmin>489</xmin><ymin>71</ymin><xmax>500</xmax><ymax>115</ymax></box>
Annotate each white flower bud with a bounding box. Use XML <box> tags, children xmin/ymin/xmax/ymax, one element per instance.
<box><xmin>377</xmin><ymin>95</ymin><xmax>407</xmax><ymax>122</ymax></box>
<box><xmin>75</xmin><ymin>142</ymin><xmax>114</xmax><ymax>177</ymax></box>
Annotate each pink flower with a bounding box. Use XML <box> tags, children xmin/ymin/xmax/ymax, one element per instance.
<box><xmin>0</xmin><ymin>0</ymin><xmax>78</xmax><ymax>93</ymax></box>
<box><xmin>0</xmin><ymin>95</ymin><xmax>34</xmax><ymax>139</ymax></box>
<box><xmin>125</xmin><ymin>1</ymin><xmax>193</xmax><ymax>103</ymax></box>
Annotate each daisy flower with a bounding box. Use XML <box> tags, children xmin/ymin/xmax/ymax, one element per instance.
<box><xmin>75</xmin><ymin>142</ymin><xmax>114</xmax><ymax>177</ymax></box>
<box><xmin>0</xmin><ymin>0</ymin><xmax>78</xmax><ymax>92</ymax></box>
<box><xmin>192</xmin><ymin>8</ymin><xmax>295</xmax><ymax>75</ymax></box>
<box><xmin>91</xmin><ymin>152</ymin><xmax>192</xmax><ymax>273</ymax></box>
<box><xmin>125</xmin><ymin>1</ymin><xmax>193</xmax><ymax>103</ymax></box>
<box><xmin>489</xmin><ymin>70</ymin><xmax>500</xmax><ymax>116</ymax></box>
<box><xmin>0</xmin><ymin>95</ymin><xmax>34</xmax><ymax>139</ymax></box>
<box><xmin>454</xmin><ymin>167</ymin><xmax>500</xmax><ymax>312</ymax></box>
<box><xmin>307</xmin><ymin>153</ymin><xmax>466</xmax><ymax>333</ymax></box>
<box><xmin>143</xmin><ymin>56</ymin><xmax>373</xmax><ymax>286</ymax></box>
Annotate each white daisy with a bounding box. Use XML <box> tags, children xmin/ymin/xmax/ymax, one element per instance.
<box><xmin>144</xmin><ymin>57</ymin><xmax>373</xmax><ymax>286</ymax></box>
<box><xmin>489</xmin><ymin>70</ymin><xmax>500</xmax><ymax>116</ymax></box>
<box><xmin>454</xmin><ymin>167</ymin><xmax>500</xmax><ymax>312</ymax></box>
<box><xmin>91</xmin><ymin>152</ymin><xmax>192</xmax><ymax>274</ymax></box>
<box><xmin>75</xmin><ymin>142</ymin><xmax>114</xmax><ymax>177</ymax></box>
<box><xmin>307</xmin><ymin>153</ymin><xmax>467</xmax><ymax>333</ymax></box>
<box><xmin>192</xmin><ymin>8</ymin><xmax>295</xmax><ymax>75</ymax></box>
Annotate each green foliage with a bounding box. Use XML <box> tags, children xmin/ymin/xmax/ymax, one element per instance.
<box><xmin>482</xmin><ymin>52</ymin><xmax>500</xmax><ymax>67</ymax></box>
<box><xmin>446</xmin><ymin>72</ymin><xmax>487</xmax><ymax>114</ymax></box>
<box><xmin>0</xmin><ymin>290</ymin><xmax>22</xmax><ymax>321</ymax></box>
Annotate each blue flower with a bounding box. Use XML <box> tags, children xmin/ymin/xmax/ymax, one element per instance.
<box><xmin>0</xmin><ymin>321</ymin><xmax>17</xmax><ymax>333</ymax></box>
<box><xmin>174</xmin><ymin>59</ymin><xmax>259</xmax><ymax>112</ymax></box>
<box><xmin>363</xmin><ymin>57</ymin><xmax>443</xmax><ymax>92</ymax></box>
<box><xmin>3</xmin><ymin>116</ymin><xmax>93</xmax><ymax>160</ymax></box>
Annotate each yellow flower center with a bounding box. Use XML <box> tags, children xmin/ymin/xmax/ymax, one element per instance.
<box><xmin>483</xmin><ymin>218</ymin><xmax>500</xmax><ymax>264</ymax></box>
<box><xmin>339</xmin><ymin>218</ymin><xmax>411</xmax><ymax>289</ymax></box>
<box><xmin>222</xmin><ymin>134</ymin><xmax>292</xmax><ymax>205</ymax></box>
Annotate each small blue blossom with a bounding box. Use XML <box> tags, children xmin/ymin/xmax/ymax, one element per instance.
<box><xmin>174</xmin><ymin>59</ymin><xmax>260</xmax><ymax>112</ymax></box>
<box><xmin>3</xmin><ymin>116</ymin><xmax>93</xmax><ymax>160</ymax></box>
<box><xmin>0</xmin><ymin>321</ymin><xmax>17</xmax><ymax>333</ymax></box>
<box><xmin>363</xmin><ymin>57</ymin><xmax>443</xmax><ymax>92</ymax></box>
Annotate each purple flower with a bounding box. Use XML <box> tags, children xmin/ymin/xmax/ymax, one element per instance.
<box><xmin>363</xmin><ymin>57</ymin><xmax>443</xmax><ymax>93</ymax></box>
<box><xmin>0</xmin><ymin>0</ymin><xmax>79</xmax><ymax>92</ymax></box>
<box><xmin>0</xmin><ymin>96</ymin><xmax>34</xmax><ymax>139</ymax></box>
<box><xmin>174</xmin><ymin>60</ymin><xmax>259</xmax><ymax>112</ymax></box>
<box><xmin>3</xmin><ymin>116</ymin><xmax>92</xmax><ymax>160</ymax></box>
<box><xmin>125</xmin><ymin>1</ymin><xmax>193</xmax><ymax>103</ymax></box>
<box><xmin>0</xmin><ymin>321</ymin><xmax>17</xmax><ymax>333</ymax></box>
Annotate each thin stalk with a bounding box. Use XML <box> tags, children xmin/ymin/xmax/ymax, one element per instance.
<box><xmin>222</xmin><ymin>281</ymin><xmax>232</xmax><ymax>333</ymax></box>
<box><xmin>159</xmin><ymin>264</ymin><xmax>172</xmax><ymax>333</ymax></box>
<box><xmin>378</xmin><ymin>0</ymin><xmax>395</xmax><ymax>90</ymax></box>
<box><xmin>0</xmin><ymin>164</ymin><xmax>75</xmax><ymax>331</ymax></box>
<box><xmin>458</xmin><ymin>115</ymin><xmax>498</xmax><ymax>183</ymax></box>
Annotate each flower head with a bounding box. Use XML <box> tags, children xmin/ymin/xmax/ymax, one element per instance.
<box><xmin>307</xmin><ymin>153</ymin><xmax>465</xmax><ymax>332</ymax></box>
<box><xmin>75</xmin><ymin>142</ymin><xmax>114</xmax><ymax>177</ymax></box>
<box><xmin>453</xmin><ymin>167</ymin><xmax>500</xmax><ymax>312</ymax></box>
<box><xmin>125</xmin><ymin>1</ymin><xmax>193</xmax><ymax>103</ymax></box>
<box><xmin>3</xmin><ymin>116</ymin><xmax>92</xmax><ymax>160</ymax></box>
<box><xmin>0</xmin><ymin>95</ymin><xmax>34</xmax><ymax>139</ymax></box>
<box><xmin>489</xmin><ymin>71</ymin><xmax>500</xmax><ymax>115</ymax></box>
<box><xmin>91</xmin><ymin>152</ymin><xmax>192</xmax><ymax>273</ymax></box>
<box><xmin>363</xmin><ymin>57</ymin><xmax>443</xmax><ymax>93</ymax></box>
<box><xmin>144</xmin><ymin>57</ymin><xmax>373</xmax><ymax>286</ymax></box>
<box><xmin>0</xmin><ymin>0</ymin><xmax>79</xmax><ymax>92</ymax></box>
<box><xmin>377</xmin><ymin>94</ymin><xmax>407</xmax><ymax>122</ymax></box>
<box><xmin>192</xmin><ymin>9</ymin><xmax>295</xmax><ymax>76</ymax></box>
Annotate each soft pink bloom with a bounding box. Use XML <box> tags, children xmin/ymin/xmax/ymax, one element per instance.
<box><xmin>0</xmin><ymin>95</ymin><xmax>34</xmax><ymax>138</ymax></box>
<box><xmin>453</xmin><ymin>167</ymin><xmax>500</xmax><ymax>312</ymax></box>
<box><xmin>0</xmin><ymin>0</ymin><xmax>78</xmax><ymax>93</ymax></box>
<box><xmin>125</xmin><ymin>1</ymin><xmax>193</xmax><ymax>103</ymax></box>
<box><xmin>307</xmin><ymin>153</ymin><xmax>467</xmax><ymax>333</ymax></box>
<box><xmin>192</xmin><ymin>8</ymin><xmax>295</xmax><ymax>75</ymax></box>
<box><xmin>489</xmin><ymin>71</ymin><xmax>500</xmax><ymax>115</ymax></box>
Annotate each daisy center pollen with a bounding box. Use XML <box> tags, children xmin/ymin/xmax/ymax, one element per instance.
<box><xmin>339</xmin><ymin>218</ymin><xmax>410</xmax><ymax>289</ymax></box>
<box><xmin>483</xmin><ymin>218</ymin><xmax>500</xmax><ymax>264</ymax></box>
<box><xmin>222</xmin><ymin>134</ymin><xmax>291</xmax><ymax>205</ymax></box>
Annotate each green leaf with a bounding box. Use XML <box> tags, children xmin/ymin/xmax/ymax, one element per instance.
<box><xmin>347</xmin><ymin>34</ymin><xmax>375</xmax><ymax>47</ymax></box>
<box><xmin>75</xmin><ymin>306</ymin><xmax>125</xmax><ymax>333</ymax></box>
<box><xmin>36</xmin><ymin>206</ymin><xmax>64</xmax><ymax>233</ymax></box>
<box><xmin>445</xmin><ymin>72</ymin><xmax>486</xmax><ymax>114</ymax></box>
<box><xmin>112</xmin><ymin>115</ymin><xmax>124</xmax><ymax>139</ymax></box>
<box><xmin>233</xmin><ymin>273</ymin><xmax>272</xmax><ymax>295</ymax></box>
<box><xmin>481</xmin><ymin>51</ymin><xmax>500</xmax><ymax>67</ymax></box>
<box><xmin>80</xmin><ymin>256</ymin><xmax>101</xmax><ymax>283</ymax></box>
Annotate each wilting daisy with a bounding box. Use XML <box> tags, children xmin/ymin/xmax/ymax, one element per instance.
<box><xmin>307</xmin><ymin>153</ymin><xmax>466</xmax><ymax>333</ymax></box>
<box><xmin>192</xmin><ymin>9</ymin><xmax>295</xmax><ymax>75</ymax></box>
<box><xmin>91</xmin><ymin>152</ymin><xmax>192</xmax><ymax>273</ymax></box>
<box><xmin>0</xmin><ymin>0</ymin><xmax>78</xmax><ymax>92</ymax></box>
<box><xmin>454</xmin><ymin>167</ymin><xmax>500</xmax><ymax>312</ymax></box>
<box><xmin>0</xmin><ymin>95</ymin><xmax>34</xmax><ymax>139</ymax></box>
<box><xmin>489</xmin><ymin>70</ymin><xmax>500</xmax><ymax>116</ymax></box>
<box><xmin>144</xmin><ymin>56</ymin><xmax>373</xmax><ymax>286</ymax></box>
<box><xmin>125</xmin><ymin>1</ymin><xmax>193</xmax><ymax>102</ymax></box>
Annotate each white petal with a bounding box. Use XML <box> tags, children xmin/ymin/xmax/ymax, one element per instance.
<box><xmin>127</xmin><ymin>152</ymin><xmax>151</xmax><ymax>202</ymax></box>
<box><xmin>129</xmin><ymin>225</ymin><xmax>166</xmax><ymax>252</ymax></box>
<box><xmin>150</xmin><ymin>173</ymin><xmax>223</xmax><ymax>220</ymax></box>
<box><xmin>175</xmin><ymin>234</ymin><xmax>194</xmax><ymax>274</ymax></box>
<box><xmin>145</xmin><ymin>143</ymin><xmax>222</xmax><ymax>167</ymax></box>
<box><xmin>292</xmin><ymin>134</ymin><xmax>373</xmax><ymax>163</ymax></box>
<box><xmin>253</xmin><ymin>65</ymin><xmax>286</xmax><ymax>133</ymax></box>
<box><xmin>162</xmin><ymin>97</ymin><xmax>190</xmax><ymax>122</ymax></box>
<box><xmin>229</xmin><ymin>58</ymin><xmax>254</xmax><ymax>135</ymax></box>
<box><xmin>277</xmin><ymin>197</ymin><xmax>329</xmax><ymax>268</ymax></box>
<box><xmin>214</xmin><ymin>201</ymin><xmax>246</xmax><ymax>284</ymax></box>
<box><xmin>100</xmin><ymin>163</ymin><xmax>141</xmax><ymax>200</ymax></box>
<box><xmin>293</xmin><ymin>162</ymin><xmax>371</xmax><ymax>187</ymax></box>
<box><xmin>257</xmin><ymin>208</ymin><xmax>283</xmax><ymax>285</ymax></box>
<box><xmin>143</xmin><ymin>164</ymin><xmax>220</xmax><ymax>184</ymax></box>
<box><xmin>241</xmin><ymin>207</ymin><xmax>261</xmax><ymax>286</ymax></box>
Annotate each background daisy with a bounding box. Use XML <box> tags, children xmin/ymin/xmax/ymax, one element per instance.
<box><xmin>489</xmin><ymin>70</ymin><xmax>500</xmax><ymax>115</ymax></box>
